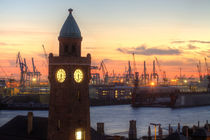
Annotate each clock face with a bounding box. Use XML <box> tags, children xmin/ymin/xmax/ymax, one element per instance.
<box><xmin>74</xmin><ymin>69</ymin><xmax>84</xmax><ymax>83</ymax></box>
<box><xmin>56</xmin><ymin>68</ymin><xmax>66</xmax><ymax>83</ymax></box>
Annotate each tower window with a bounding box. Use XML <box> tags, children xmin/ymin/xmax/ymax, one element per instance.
<box><xmin>75</xmin><ymin>129</ymin><xmax>83</xmax><ymax>140</ymax></box>
<box><xmin>72</xmin><ymin>44</ymin><xmax>76</xmax><ymax>55</ymax></box>
<box><xmin>57</xmin><ymin>120</ymin><xmax>61</xmax><ymax>130</ymax></box>
<box><xmin>76</xmin><ymin>130</ymin><xmax>82</xmax><ymax>140</ymax></box>
<box><xmin>64</xmin><ymin>45</ymin><xmax>68</xmax><ymax>53</ymax></box>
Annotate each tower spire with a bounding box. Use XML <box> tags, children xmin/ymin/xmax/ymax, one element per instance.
<box><xmin>68</xmin><ymin>8</ymin><xmax>73</xmax><ymax>14</ymax></box>
<box><xmin>58</xmin><ymin>8</ymin><xmax>82</xmax><ymax>57</ymax></box>
<box><xmin>59</xmin><ymin>8</ymin><xmax>81</xmax><ymax>38</ymax></box>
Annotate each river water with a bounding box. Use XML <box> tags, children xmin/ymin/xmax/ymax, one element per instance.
<box><xmin>0</xmin><ymin>105</ymin><xmax>210</xmax><ymax>137</ymax></box>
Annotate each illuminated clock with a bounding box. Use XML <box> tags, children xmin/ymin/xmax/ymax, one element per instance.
<box><xmin>74</xmin><ymin>69</ymin><xmax>84</xmax><ymax>83</ymax></box>
<box><xmin>56</xmin><ymin>68</ymin><xmax>66</xmax><ymax>83</ymax></box>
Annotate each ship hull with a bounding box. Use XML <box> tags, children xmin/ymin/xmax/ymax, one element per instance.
<box><xmin>132</xmin><ymin>92</ymin><xmax>210</xmax><ymax>108</ymax></box>
<box><xmin>173</xmin><ymin>92</ymin><xmax>210</xmax><ymax>108</ymax></box>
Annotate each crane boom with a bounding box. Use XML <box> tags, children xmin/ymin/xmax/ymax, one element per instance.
<box><xmin>16</xmin><ymin>52</ymin><xmax>23</xmax><ymax>72</ymax></box>
<box><xmin>24</xmin><ymin>58</ymin><xmax>28</xmax><ymax>72</ymax></box>
<box><xmin>155</xmin><ymin>57</ymin><xmax>167</xmax><ymax>83</ymax></box>
<box><xmin>197</xmin><ymin>60</ymin><xmax>202</xmax><ymax>80</ymax></box>
<box><xmin>16</xmin><ymin>52</ymin><xmax>27</xmax><ymax>87</ymax></box>
<box><xmin>32</xmin><ymin>57</ymin><xmax>36</xmax><ymax>73</ymax></box>
<box><xmin>128</xmin><ymin>61</ymin><xmax>132</xmax><ymax>77</ymax></box>
<box><xmin>99</xmin><ymin>61</ymin><xmax>107</xmax><ymax>76</ymax></box>
<box><xmin>99</xmin><ymin>60</ymin><xmax>108</xmax><ymax>83</ymax></box>
<box><xmin>132</xmin><ymin>53</ymin><xmax>136</xmax><ymax>74</ymax></box>
<box><xmin>205</xmin><ymin>57</ymin><xmax>209</xmax><ymax>75</ymax></box>
<box><xmin>155</xmin><ymin>57</ymin><xmax>162</xmax><ymax>73</ymax></box>
<box><xmin>42</xmin><ymin>44</ymin><xmax>48</xmax><ymax>64</ymax></box>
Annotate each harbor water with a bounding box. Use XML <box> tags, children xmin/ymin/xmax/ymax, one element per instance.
<box><xmin>1</xmin><ymin>105</ymin><xmax>210</xmax><ymax>137</ymax></box>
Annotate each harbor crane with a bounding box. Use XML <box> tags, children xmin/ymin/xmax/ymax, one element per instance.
<box><xmin>128</xmin><ymin>61</ymin><xmax>132</xmax><ymax>78</ymax></box>
<box><xmin>42</xmin><ymin>45</ymin><xmax>48</xmax><ymax>65</ymax></box>
<box><xmin>16</xmin><ymin>52</ymin><xmax>41</xmax><ymax>87</ymax></box>
<box><xmin>155</xmin><ymin>57</ymin><xmax>167</xmax><ymax>84</ymax></box>
<box><xmin>204</xmin><ymin>57</ymin><xmax>210</xmax><ymax>75</ymax></box>
<box><xmin>16</xmin><ymin>52</ymin><xmax>27</xmax><ymax>87</ymax></box>
<box><xmin>141</xmin><ymin>61</ymin><xmax>149</xmax><ymax>85</ymax></box>
<box><xmin>99</xmin><ymin>60</ymin><xmax>108</xmax><ymax>84</ymax></box>
<box><xmin>125</xmin><ymin>61</ymin><xmax>134</xmax><ymax>84</ymax></box>
<box><xmin>132</xmin><ymin>53</ymin><xmax>139</xmax><ymax>84</ymax></box>
<box><xmin>31</xmin><ymin>57</ymin><xmax>41</xmax><ymax>85</ymax></box>
<box><xmin>90</xmin><ymin>66</ymin><xmax>100</xmax><ymax>85</ymax></box>
<box><xmin>132</xmin><ymin>53</ymin><xmax>137</xmax><ymax>74</ymax></box>
<box><xmin>150</xmin><ymin>60</ymin><xmax>159</xmax><ymax>84</ymax></box>
<box><xmin>197</xmin><ymin>60</ymin><xmax>202</xmax><ymax>80</ymax></box>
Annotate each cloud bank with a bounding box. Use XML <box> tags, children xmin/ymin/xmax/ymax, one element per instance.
<box><xmin>171</xmin><ymin>40</ymin><xmax>210</xmax><ymax>44</ymax></box>
<box><xmin>188</xmin><ymin>44</ymin><xmax>198</xmax><ymax>50</ymax></box>
<box><xmin>0</xmin><ymin>42</ymin><xmax>22</xmax><ymax>46</ymax></box>
<box><xmin>117</xmin><ymin>45</ymin><xmax>181</xmax><ymax>56</ymax></box>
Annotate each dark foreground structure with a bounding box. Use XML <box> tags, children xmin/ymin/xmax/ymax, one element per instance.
<box><xmin>1</xmin><ymin>114</ymin><xmax>210</xmax><ymax>140</ymax></box>
<box><xmin>0</xmin><ymin>115</ymin><xmax>106</xmax><ymax>140</ymax></box>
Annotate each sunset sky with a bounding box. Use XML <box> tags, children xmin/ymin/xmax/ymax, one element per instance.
<box><xmin>0</xmin><ymin>0</ymin><xmax>210</xmax><ymax>80</ymax></box>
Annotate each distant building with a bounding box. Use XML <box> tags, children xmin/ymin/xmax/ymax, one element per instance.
<box><xmin>96</xmin><ymin>85</ymin><xmax>132</xmax><ymax>100</ymax></box>
<box><xmin>0</xmin><ymin>79</ymin><xmax>6</xmax><ymax>95</ymax></box>
<box><xmin>0</xmin><ymin>115</ymin><xmax>106</xmax><ymax>140</ymax></box>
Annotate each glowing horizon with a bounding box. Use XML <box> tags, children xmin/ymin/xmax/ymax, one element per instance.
<box><xmin>0</xmin><ymin>0</ymin><xmax>210</xmax><ymax>80</ymax></box>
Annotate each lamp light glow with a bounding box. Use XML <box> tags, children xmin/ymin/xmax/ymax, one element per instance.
<box><xmin>32</xmin><ymin>78</ymin><xmax>36</xmax><ymax>82</ymax></box>
<box><xmin>76</xmin><ymin>130</ymin><xmax>82</xmax><ymax>140</ymax></box>
<box><xmin>150</xmin><ymin>82</ymin><xmax>155</xmax><ymax>86</ymax></box>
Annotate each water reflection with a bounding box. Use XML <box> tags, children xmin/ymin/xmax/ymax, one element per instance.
<box><xmin>0</xmin><ymin>105</ymin><xmax>210</xmax><ymax>137</ymax></box>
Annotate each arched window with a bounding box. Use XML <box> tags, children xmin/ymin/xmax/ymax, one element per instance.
<box><xmin>64</xmin><ymin>45</ymin><xmax>68</xmax><ymax>53</ymax></box>
<box><xmin>72</xmin><ymin>44</ymin><xmax>76</xmax><ymax>54</ymax></box>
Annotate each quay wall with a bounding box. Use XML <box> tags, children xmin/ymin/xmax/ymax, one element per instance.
<box><xmin>10</xmin><ymin>94</ymin><xmax>50</xmax><ymax>104</ymax></box>
<box><xmin>0</xmin><ymin>94</ymin><xmax>131</xmax><ymax>110</ymax></box>
<box><xmin>174</xmin><ymin>93</ymin><xmax>210</xmax><ymax>107</ymax></box>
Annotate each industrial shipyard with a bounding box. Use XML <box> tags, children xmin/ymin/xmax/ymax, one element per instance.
<box><xmin>1</xmin><ymin>1</ymin><xmax>210</xmax><ymax>140</ymax></box>
<box><xmin>1</xmin><ymin>51</ymin><xmax>210</xmax><ymax>109</ymax></box>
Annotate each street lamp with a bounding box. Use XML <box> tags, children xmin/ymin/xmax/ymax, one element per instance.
<box><xmin>75</xmin><ymin>128</ymin><xmax>84</xmax><ymax>140</ymax></box>
<box><xmin>150</xmin><ymin>123</ymin><xmax>161</xmax><ymax>140</ymax></box>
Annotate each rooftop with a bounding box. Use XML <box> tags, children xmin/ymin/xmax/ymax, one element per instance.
<box><xmin>59</xmin><ymin>8</ymin><xmax>82</xmax><ymax>38</ymax></box>
<box><xmin>0</xmin><ymin>115</ymin><xmax>106</xmax><ymax>140</ymax></box>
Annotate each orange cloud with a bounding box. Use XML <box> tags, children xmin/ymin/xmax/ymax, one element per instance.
<box><xmin>117</xmin><ymin>45</ymin><xmax>181</xmax><ymax>55</ymax></box>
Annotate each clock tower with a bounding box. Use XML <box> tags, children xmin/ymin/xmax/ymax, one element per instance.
<box><xmin>48</xmin><ymin>9</ymin><xmax>91</xmax><ymax>140</ymax></box>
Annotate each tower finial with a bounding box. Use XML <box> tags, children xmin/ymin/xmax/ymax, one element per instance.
<box><xmin>68</xmin><ymin>8</ymin><xmax>73</xmax><ymax>14</ymax></box>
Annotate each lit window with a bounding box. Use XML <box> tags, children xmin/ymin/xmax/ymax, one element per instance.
<box><xmin>76</xmin><ymin>130</ymin><xmax>82</xmax><ymax>140</ymax></box>
<box><xmin>115</xmin><ymin>90</ymin><xmax>118</xmax><ymax>98</ymax></box>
